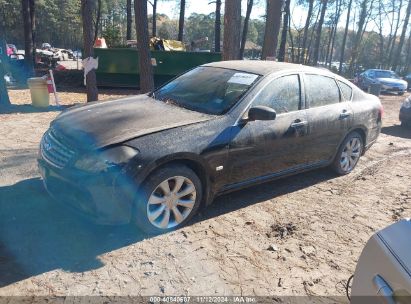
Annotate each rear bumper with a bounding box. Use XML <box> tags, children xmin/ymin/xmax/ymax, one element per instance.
<box><xmin>38</xmin><ymin>159</ymin><xmax>135</xmax><ymax>225</ymax></box>
<box><xmin>380</xmin><ymin>84</ymin><xmax>406</xmax><ymax>94</ymax></box>
<box><xmin>364</xmin><ymin>122</ymin><xmax>382</xmax><ymax>151</ymax></box>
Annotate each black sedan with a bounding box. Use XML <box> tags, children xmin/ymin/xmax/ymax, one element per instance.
<box><xmin>38</xmin><ymin>61</ymin><xmax>383</xmax><ymax>233</ymax></box>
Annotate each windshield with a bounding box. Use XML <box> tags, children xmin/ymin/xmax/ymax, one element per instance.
<box><xmin>375</xmin><ymin>70</ymin><xmax>399</xmax><ymax>79</ymax></box>
<box><xmin>153</xmin><ymin>66</ymin><xmax>260</xmax><ymax>115</ymax></box>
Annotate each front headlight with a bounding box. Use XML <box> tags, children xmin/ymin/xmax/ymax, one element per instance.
<box><xmin>74</xmin><ymin>146</ymin><xmax>139</xmax><ymax>173</ymax></box>
<box><xmin>402</xmin><ymin>96</ymin><xmax>411</xmax><ymax>109</ymax></box>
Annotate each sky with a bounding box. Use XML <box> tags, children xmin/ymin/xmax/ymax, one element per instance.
<box><xmin>156</xmin><ymin>0</ymin><xmax>307</xmax><ymax>26</ymax></box>
<box><xmin>156</xmin><ymin>0</ymin><xmax>407</xmax><ymax>36</ymax></box>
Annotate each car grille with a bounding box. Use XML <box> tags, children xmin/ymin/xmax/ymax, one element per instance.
<box><xmin>41</xmin><ymin>129</ymin><xmax>75</xmax><ymax>168</ymax></box>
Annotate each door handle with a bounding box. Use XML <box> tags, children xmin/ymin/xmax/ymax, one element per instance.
<box><xmin>339</xmin><ymin>110</ymin><xmax>352</xmax><ymax>119</ymax></box>
<box><xmin>373</xmin><ymin>275</ymin><xmax>396</xmax><ymax>304</ymax></box>
<box><xmin>290</xmin><ymin>120</ymin><xmax>308</xmax><ymax>128</ymax></box>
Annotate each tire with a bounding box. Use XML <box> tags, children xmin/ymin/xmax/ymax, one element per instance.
<box><xmin>134</xmin><ymin>164</ymin><xmax>202</xmax><ymax>234</ymax></box>
<box><xmin>401</xmin><ymin>121</ymin><xmax>411</xmax><ymax>128</ymax></box>
<box><xmin>399</xmin><ymin>92</ymin><xmax>405</xmax><ymax>96</ymax></box>
<box><xmin>332</xmin><ymin>131</ymin><xmax>364</xmax><ymax>175</ymax></box>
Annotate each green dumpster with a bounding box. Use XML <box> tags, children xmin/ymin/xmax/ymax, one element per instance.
<box><xmin>94</xmin><ymin>48</ymin><xmax>222</xmax><ymax>88</ymax></box>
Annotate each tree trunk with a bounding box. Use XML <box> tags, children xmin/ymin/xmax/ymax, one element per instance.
<box><xmin>178</xmin><ymin>0</ymin><xmax>185</xmax><ymax>41</ymax></box>
<box><xmin>21</xmin><ymin>0</ymin><xmax>34</xmax><ymax>76</ymax></box>
<box><xmin>261</xmin><ymin>0</ymin><xmax>283</xmax><ymax>60</ymax></box>
<box><xmin>339</xmin><ymin>0</ymin><xmax>352</xmax><ymax>74</ymax></box>
<box><xmin>152</xmin><ymin>0</ymin><xmax>157</xmax><ymax>37</ymax></box>
<box><xmin>300</xmin><ymin>0</ymin><xmax>314</xmax><ymax>63</ymax></box>
<box><xmin>377</xmin><ymin>1</ymin><xmax>384</xmax><ymax>67</ymax></box>
<box><xmin>392</xmin><ymin>0</ymin><xmax>411</xmax><ymax>72</ymax></box>
<box><xmin>214</xmin><ymin>0</ymin><xmax>222</xmax><ymax>52</ymax></box>
<box><xmin>312</xmin><ymin>0</ymin><xmax>328</xmax><ymax>65</ymax></box>
<box><xmin>404</xmin><ymin>30</ymin><xmax>411</xmax><ymax>72</ymax></box>
<box><xmin>81</xmin><ymin>0</ymin><xmax>98</xmax><ymax>102</ymax></box>
<box><xmin>29</xmin><ymin>0</ymin><xmax>35</xmax><ymax>66</ymax></box>
<box><xmin>288</xmin><ymin>16</ymin><xmax>295</xmax><ymax>62</ymax></box>
<box><xmin>305</xmin><ymin>5</ymin><xmax>321</xmax><ymax>64</ymax></box>
<box><xmin>278</xmin><ymin>0</ymin><xmax>291</xmax><ymax>62</ymax></box>
<box><xmin>94</xmin><ymin>0</ymin><xmax>102</xmax><ymax>42</ymax></box>
<box><xmin>223</xmin><ymin>0</ymin><xmax>241</xmax><ymax>60</ymax></box>
<box><xmin>348</xmin><ymin>0</ymin><xmax>369</xmax><ymax>76</ymax></box>
<box><xmin>239</xmin><ymin>0</ymin><xmax>253</xmax><ymax>59</ymax></box>
<box><xmin>135</xmin><ymin>0</ymin><xmax>154</xmax><ymax>92</ymax></box>
<box><xmin>359</xmin><ymin>0</ymin><xmax>374</xmax><ymax>42</ymax></box>
<box><xmin>328</xmin><ymin>21</ymin><xmax>338</xmax><ymax>66</ymax></box>
<box><xmin>0</xmin><ymin>25</ymin><xmax>10</xmax><ymax>106</ymax></box>
<box><xmin>126</xmin><ymin>0</ymin><xmax>132</xmax><ymax>40</ymax></box>
<box><xmin>387</xmin><ymin>0</ymin><xmax>403</xmax><ymax>68</ymax></box>
<box><xmin>325</xmin><ymin>26</ymin><xmax>333</xmax><ymax>65</ymax></box>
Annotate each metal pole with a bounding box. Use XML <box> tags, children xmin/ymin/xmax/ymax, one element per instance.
<box><xmin>48</xmin><ymin>69</ymin><xmax>60</xmax><ymax>106</ymax></box>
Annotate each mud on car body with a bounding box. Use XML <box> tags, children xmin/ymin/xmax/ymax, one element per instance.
<box><xmin>38</xmin><ymin>61</ymin><xmax>383</xmax><ymax>234</ymax></box>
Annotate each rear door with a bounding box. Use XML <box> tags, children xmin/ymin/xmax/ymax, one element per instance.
<box><xmin>303</xmin><ymin>73</ymin><xmax>353</xmax><ymax>164</ymax></box>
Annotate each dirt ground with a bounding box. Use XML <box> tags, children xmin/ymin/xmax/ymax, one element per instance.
<box><xmin>0</xmin><ymin>88</ymin><xmax>410</xmax><ymax>300</ymax></box>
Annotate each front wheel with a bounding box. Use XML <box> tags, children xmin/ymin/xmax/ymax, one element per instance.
<box><xmin>134</xmin><ymin>165</ymin><xmax>202</xmax><ymax>234</ymax></box>
<box><xmin>332</xmin><ymin>132</ymin><xmax>363</xmax><ymax>175</ymax></box>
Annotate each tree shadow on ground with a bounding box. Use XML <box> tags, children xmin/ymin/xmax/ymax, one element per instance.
<box><xmin>0</xmin><ymin>168</ymin><xmax>336</xmax><ymax>288</ymax></box>
<box><xmin>381</xmin><ymin>125</ymin><xmax>411</xmax><ymax>139</ymax></box>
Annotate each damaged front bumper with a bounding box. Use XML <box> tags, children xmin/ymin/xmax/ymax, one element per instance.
<box><xmin>38</xmin><ymin>158</ymin><xmax>137</xmax><ymax>225</ymax></box>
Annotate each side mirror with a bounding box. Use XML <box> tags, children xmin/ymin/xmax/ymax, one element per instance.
<box><xmin>247</xmin><ymin>106</ymin><xmax>277</xmax><ymax>121</ymax></box>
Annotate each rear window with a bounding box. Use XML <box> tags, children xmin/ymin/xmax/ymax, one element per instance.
<box><xmin>338</xmin><ymin>80</ymin><xmax>353</xmax><ymax>101</ymax></box>
<box><xmin>305</xmin><ymin>74</ymin><xmax>340</xmax><ymax>107</ymax></box>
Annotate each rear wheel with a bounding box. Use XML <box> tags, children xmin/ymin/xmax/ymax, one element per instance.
<box><xmin>332</xmin><ymin>132</ymin><xmax>363</xmax><ymax>175</ymax></box>
<box><xmin>134</xmin><ymin>165</ymin><xmax>202</xmax><ymax>234</ymax></box>
<box><xmin>401</xmin><ymin>121</ymin><xmax>411</xmax><ymax>128</ymax></box>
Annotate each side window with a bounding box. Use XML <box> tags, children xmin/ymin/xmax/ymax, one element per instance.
<box><xmin>305</xmin><ymin>74</ymin><xmax>340</xmax><ymax>107</ymax></box>
<box><xmin>337</xmin><ymin>80</ymin><xmax>353</xmax><ymax>101</ymax></box>
<box><xmin>254</xmin><ymin>75</ymin><xmax>301</xmax><ymax>114</ymax></box>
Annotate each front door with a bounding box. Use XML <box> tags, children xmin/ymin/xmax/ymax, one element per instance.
<box><xmin>227</xmin><ymin>74</ymin><xmax>310</xmax><ymax>186</ymax></box>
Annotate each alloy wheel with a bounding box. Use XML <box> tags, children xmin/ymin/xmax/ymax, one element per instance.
<box><xmin>147</xmin><ymin>176</ymin><xmax>196</xmax><ymax>229</ymax></box>
<box><xmin>340</xmin><ymin>137</ymin><xmax>362</xmax><ymax>173</ymax></box>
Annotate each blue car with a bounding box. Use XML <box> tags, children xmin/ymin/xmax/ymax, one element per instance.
<box><xmin>358</xmin><ymin>69</ymin><xmax>407</xmax><ymax>95</ymax></box>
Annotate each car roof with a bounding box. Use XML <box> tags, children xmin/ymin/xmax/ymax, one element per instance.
<box><xmin>202</xmin><ymin>60</ymin><xmax>330</xmax><ymax>76</ymax></box>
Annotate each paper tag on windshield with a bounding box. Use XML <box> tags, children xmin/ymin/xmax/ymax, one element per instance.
<box><xmin>228</xmin><ymin>73</ymin><xmax>258</xmax><ymax>85</ymax></box>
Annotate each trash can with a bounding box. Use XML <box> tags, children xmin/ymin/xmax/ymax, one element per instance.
<box><xmin>368</xmin><ymin>83</ymin><xmax>381</xmax><ymax>96</ymax></box>
<box><xmin>27</xmin><ymin>77</ymin><xmax>49</xmax><ymax>107</ymax></box>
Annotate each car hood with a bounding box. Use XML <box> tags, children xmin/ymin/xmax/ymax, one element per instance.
<box><xmin>51</xmin><ymin>95</ymin><xmax>214</xmax><ymax>149</ymax></box>
<box><xmin>377</xmin><ymin>78</ymin><xmax>407</xmax><ymax>86</ymax></box>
